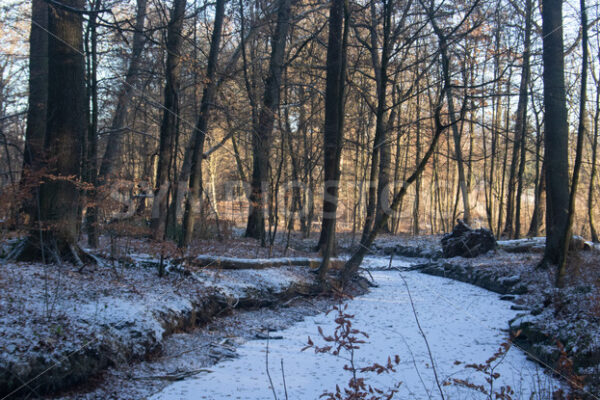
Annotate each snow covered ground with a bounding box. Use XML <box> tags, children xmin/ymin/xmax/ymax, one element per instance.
<box><xmin>150</xmin><ymin>257</ymin><xmax>560</xmax><ymax>400</ymax></box>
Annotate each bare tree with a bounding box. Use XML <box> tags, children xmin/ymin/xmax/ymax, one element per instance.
<box><xmin>98</xmin><ymin>0</ymin><xmax>148</xmax><ymax>181</ymax></box>
<box><xmin>181</xmin><ymin>0</ymin><xmax>226</xmax><ymax>247</ymax></box>
<box><xmin>245</xmin><ymin>0</ymin><xmax>293</xmax><ymax>245</ymax></box>
<box><xmin>539</xmin><ymin>0</ymin><xmax>570</xmax><ymax>272</ymax></box>
<box><xmin>556</xmin><ymin>0</ymin><xmax>589</xmax><ymax>286</ymax></box>
<box><xmin>316</xmin><ymin>0</ymin><xmax>347</xmax><ymax>281</ymax></box>
<box><xmin>150</xmin><ymin>0</ymin><xmax>187</xmax><ymax>241</ymax></box>
<box><xmin>19</xmin><ymin>0</ymin><xmax>88</xmax><ymax>263</ymax></box>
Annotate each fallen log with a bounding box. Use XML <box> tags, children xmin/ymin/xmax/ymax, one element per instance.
<box><xmin>497</xmin><ymin>236</ymin><xmax>599</xmax><ymax>254</ymax></box>
<box><xmin>188</xmin><ymin>255</ymin><xmax>345</xmax><ymax>270</ymax></box>
<box><xmin>497</xmin><ymin>237</ymin><xmax>545</xmax><ymax>253</ymax></box>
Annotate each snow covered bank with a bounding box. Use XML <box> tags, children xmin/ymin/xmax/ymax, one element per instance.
<box><xmin>0</xmin><ymin>259</ymin><xmax>322</xmax><ymax>398</ymax></box>
<box><xmin>414</xmin><ymin>250</ymin><xmax>600</xmax><ymax>397</ymax></box>
<box><xmin>415</xmin><ymin>260</ymin><xmax>528</xmax><ymax>294</ymax></box>
<box><xmin>150</xmin><ymin>257</ymin><xmax>559</xmax><ymax>400</ymax></box>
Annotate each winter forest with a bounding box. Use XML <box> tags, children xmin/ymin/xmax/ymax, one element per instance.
<box><xmin>0</xmin><ymin>0</ymin><xmax>599</xmax><ymax>398</ymax></box>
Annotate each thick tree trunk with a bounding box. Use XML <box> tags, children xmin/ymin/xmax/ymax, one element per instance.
<box><xmin>21</xmin><ymin>0</ymin><xmax>48</xmax><ymax>224</ymax></box>
<box><xmin>245</xmin><ymin>0</ymin><xmax>293</xmax><ymax>244</ymax></box>
<box><xmin>150</xmin><ymin>0</ymin><xmax>186</xmax><ymax>241</ymax></box>
<box><xmin>181</xmin><ymin>0</ymin><xmax>226</xmax><ymax>247</ymax></box>
<box><xmin>317</xmin><ymin>0</ymin><xmax>347</xmax><ymax>280</ymax></box>
<box><xmin>540</xmin><ymin>0</ymin><xmax>570</xmax><ymax>270</ymax></box>
<box><xmin>20</xmin><ymin>0</ymin><xmax>86</xmax><ymax>263</ymax></box>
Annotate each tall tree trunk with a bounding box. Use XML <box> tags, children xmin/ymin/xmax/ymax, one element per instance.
<box><xmin>85</xmin><ymin>1</ymin><xmax>101</xmax><ymax>248</ymax></box>
<box><xmin>21</xmin><ymin>0</ymin><xmax>86</xmax><ymax>262</ymax></box>
<box><xmin>540</xmin><ymin>0</ymin><xmax>570</xmax><ymax>271</ymax></box>
<box><xmin>503</xmin><ymin>0</ymin><xmax>532</xmax><ymax>238</ymax></box>
<box><xmin>446</xmin><ymin>82</ymin><xmax>470</xmax><ymax>225</ymax></box>
<box><xmin>98</xmin><ymin>0</ymin><xmax>147</xmax><ymax>181</ymax></box>
<box><xmin>588</xmin><ymin>73</ymin><xmax>599</xmax><ymax>243</ymax></box>
<box><xmin>21</xmin><ymin>0</ymin><xmax>48</xmax><ymax>224</ymax></box>
<box><xmin>360</xmin><ymin>1</ymin><xmax>387</xmax><ymax>243</ymax></box>
<box><xmin>245</xmin><ymin>0</ymin><xmax>293</xmax><ymax>245</ymax></box>
<box><xmin>413</xmin><ymin>82</ymin><xmax>422</xmax><ymax>236</ymax></box>
<box><xmin>373</xmin><ymin>1</ymin><xmax>394</xmax><ymax>237</ymax></box>
<box><xmin>556</xmin><ymin>0</ymin><xmax>588</xmax><ymax>286</ymax></box>
<box><xmin>150</xmin><ymin>0</ymin><xmax>186</xmax><ymax>241</ymax></box>
<box><xmin>181</xmin><ymin>0</ymin><xmax>226</xmax><ymax>247</ymax></box>
<box><xmin>512</xmin><ymin>0</ymin><xmax>533</xmax><ymax>239</ymax></box>
<box><xmin>317</xmin><ymin>0</ymin><xmax>347</xmax><ymax>280</ymax></box>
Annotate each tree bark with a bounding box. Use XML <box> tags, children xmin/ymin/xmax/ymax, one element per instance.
<box><xmin>503</xmin><ymin>0</ymin><xmax>532</xmax><ymax>239</ymax></box>
<box><xmin>556</xmin><ymin>0</ymin><xmax>588</xmax><ymax>286</ymax></box>
<box><xmin>84</xmin><ymin>1</ymin><xmax>101</xmax><ymax>248</ymax></box>
<box><xmin>446</xmin><ymin>79</ymin><xmax>470</xmax><ymax>225</ymax></box>
<box><xmin>98</xmin><ymin>0</ymin><xmax>148</xmax><ymax>181</ymax></box>
<box><xmin>512</xmin><ymin>0</ymin><xmax>532</xmax><ymax>239</ymax></box>
<box><xmin>20</xmin><ymin>0</ymin><xmax>87</xmax><ymax>262</ymax></box>
<box><xmin>245</xmin><ymin>0</ymin><xmax>293</xmax><ymax>244</ymax></box>
<box><xmin>150</xmin><ymin>0</ymin><xmax>186</xmax><ymax>241</ymax></box>
<box><xmin>588</xmin><ymin>72</ymin><xmax>599</xmax><ymax>243</ymax></box>
<box><xmin>540</xmin><ymin>0</ymin><xmax>570</xmax><ymax>270</ymax></box>
<box><xmin>20</xmin><ymin>0</ymin><xmax>48</xmax><ymax>224</ymax></box>
<box><xmin>317</xmin><ymin>0</ymin><xmax>347</xmax><ymax>281</ymax></box>
<box><xmin>181</xmin><ymin>0</ymin><xmax>226</xmax><ymax>247</ymax></box>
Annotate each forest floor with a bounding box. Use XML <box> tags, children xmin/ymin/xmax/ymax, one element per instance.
<box><xmin>0</xmin><ymin>232</ymin><xmax>599</xmax><ymax>399</ymax></box>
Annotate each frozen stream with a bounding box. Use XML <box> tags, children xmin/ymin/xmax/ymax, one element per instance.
<box><xmin>151</xmin><ymin>256</ymin><xmax>559</xmax><ymax>399</ymax></box>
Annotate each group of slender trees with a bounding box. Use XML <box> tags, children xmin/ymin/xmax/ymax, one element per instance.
<box><xmin>0</xmin><ymin>0</ymin><xmax>596</xmax><ymax>285</ymax></box>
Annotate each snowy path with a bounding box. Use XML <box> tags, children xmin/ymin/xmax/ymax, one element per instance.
<box><xmin>150</xmin><ymin>257</ymin><xmax>559</xmax><ymax>400</ymax></box>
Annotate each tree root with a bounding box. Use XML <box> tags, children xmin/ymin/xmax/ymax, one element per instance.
<box><xmin>11</xmin><ymin>235</ymin><xmax>98</xmax><ymax>268</ymax></box>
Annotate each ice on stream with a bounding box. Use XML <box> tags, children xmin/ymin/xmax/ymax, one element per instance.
<box><xmin>151</xmin><ymin>257</ymin><xmax>559</xmax><ymax>399</ymax></box>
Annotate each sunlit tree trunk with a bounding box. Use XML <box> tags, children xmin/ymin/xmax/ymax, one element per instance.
<box><xmin>512</xmin><ymin>0</ymin><xmax>532</xmax><ymax>239</ymax></box>
<box><xmin>181</xmin><ymin>0</ymin><xmax>226</xmax><ymax>247</ymax></box>
<box><xmin>317</xmin><ymin>0</ymin><xmax>347</xmax><ymax>280</ymax></box>
<box><xmin>556</xmin><ymin>0</ymin><xmax>588</xmax><ymax>286</ymax></box>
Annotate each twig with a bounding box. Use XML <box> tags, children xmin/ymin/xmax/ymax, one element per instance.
<box><xmin>398</xmin><ymin>271</ymin><xmax>446</xmax><ymax>400</ymax></box>
<box><xmin>280</xmin><ymin>358</ymin><xmax>288</xmax><ymax>400</ymax></box>
<box><xmin>158</xmin><ymin>343</ymin><xmax>211</xmax><ymax>360</ymax></box>
<box><xmin>132</xmin><ymin>369</ymin><xmax>212</xmax><ymax>381</ymax></box>
<box><xmin>265</xmin><ymin>332</ymin><xmax>279</xmax><ymax>400</ymax></box>
<box><xmin>399</xmin><ymin>334</ymin><xmax>433</xmax><ymax>399</ymax></box>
